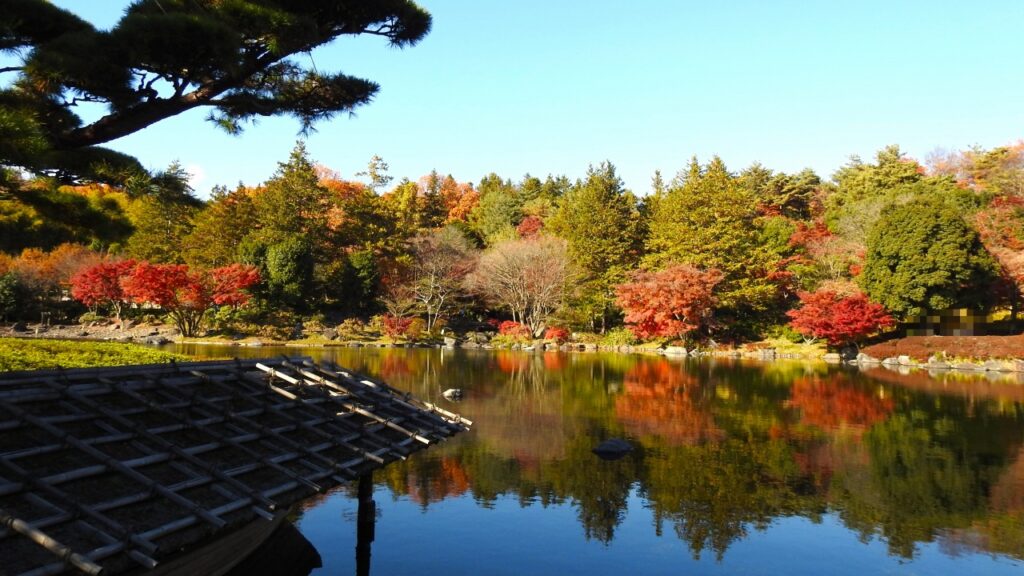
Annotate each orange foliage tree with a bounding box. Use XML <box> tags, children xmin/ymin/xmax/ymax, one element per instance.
<box><xmin>974</xmin><ymin>196</ymin><xmax>1024</xmax><ymax>321</ymax></box>
<box><xmin>615</xmin><ymin>264</ymin><xmax>723</xmax><ymax>341</ymax></box>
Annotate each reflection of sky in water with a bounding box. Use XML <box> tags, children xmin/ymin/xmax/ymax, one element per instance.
<box><xmin>299</xmin><ymin>487</ymin><xmax>1023</xmax><ymax>576</ymax></box>
<box><xmin>174</xmin><ymin>345</ymin><xmax>1024</xmax><ymax>575</ymax></box>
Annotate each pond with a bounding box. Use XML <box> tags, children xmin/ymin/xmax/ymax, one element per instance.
<box><xmin>174</xmin><ymin>344</ymin><xmax>1024</xmax><ymax>576</ymax></box>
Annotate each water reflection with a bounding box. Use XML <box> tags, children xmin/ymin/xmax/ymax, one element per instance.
<box><xmin>173</xmin><ymin>345</ymin><xmax>1024</xmax><ymax>573</ymax></box>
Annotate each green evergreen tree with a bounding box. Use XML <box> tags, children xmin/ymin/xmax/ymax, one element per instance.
<box><xmin>645</xmin><ymin>156</ymin><xmax>783</xmax><ymax>336</ymax></box>
<box><xmin>470</xmin><ymin>173</ymin><xmax>521</xmax><ymax>244</ymax></box>
<box><xmin>548</xmin><ymin>161</ymin><xmax>642</xmax><ymax>331</ymax></box>
<box><xmin>420</xmin><ymin>170</ymin><xmax>447</xmax><ymax>228</ymax></box>
<box><xmin>859</xmin><ymin>196</ymin><xmax>999</xmax><ymax>316</ymax></box>
<box><xmin>183</xmin><ymin>184</ymin><xmax>257</xmax><ymax>268</ymax></box>
<box><xmin>252</xmin><ymin>141</ymin><xmax>334</xmax><ymax>248</ymax></box>
<box><xmin>124</xmin><ymin>162</ymin><xmax>200</xmax><ymax>263</ymax></box>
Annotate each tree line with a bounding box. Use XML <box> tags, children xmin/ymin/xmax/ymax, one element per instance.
<box><xmin>1</xmin><ymin>140</ymin><xmax>1021</xmax><ymax>345</ymax></box>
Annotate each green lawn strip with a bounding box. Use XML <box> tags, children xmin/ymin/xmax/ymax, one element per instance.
<box><xmin>0</xmin><ymin>338</ymin><xmax>189</xmax><ymax>372</ymax></box>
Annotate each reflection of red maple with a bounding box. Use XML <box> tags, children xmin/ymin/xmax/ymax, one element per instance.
<box><xmin>542</xmin><ymin>352</ymin><xmax>566</xmax><ymax>371</ymax></box>
<box><xmin>406</xmin><ymin>457</ymin><xmax>471</xmax><ymax>505</ymax></box>
<box><xmin>377</xmin><ymin>354</ymin><xmax>414</xmax><ymax>380</ymax></box>
<box><xmin>615</xmin><ymin>360</ymin><xmax>723</xmax><ymax>445</ymax></box>
<box><xmin>788</xmin><ymin>374</ymin><xmax>893</xmax><ymax>431</ymax></box>
<box><xmin>495</xmin><ymin>352</ymin><xmax>529</xmax><ymax>374</ymax></box>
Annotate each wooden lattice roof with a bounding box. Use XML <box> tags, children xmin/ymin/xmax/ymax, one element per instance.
<box><xmin>0</xmin><ymin>357</ymin><xmax>471</xmax><ymax>576</ymax></box>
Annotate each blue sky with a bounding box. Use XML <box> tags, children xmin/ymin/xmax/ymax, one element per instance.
<box><xmin>45</xmin><ymin>1</ymin><xmax>1024</xmax><ymax>196</ymax></box>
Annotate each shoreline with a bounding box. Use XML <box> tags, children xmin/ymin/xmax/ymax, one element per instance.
<box><xmin>5</xmin><ymin>322</ymin><xmax>1023</xmax><ymax>379</ymax></box>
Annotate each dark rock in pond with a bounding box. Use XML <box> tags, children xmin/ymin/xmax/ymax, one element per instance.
<box><xmin>839</xmin><ymin>346</ymin><xmax>858</xmax><ymax>361</ymax></box>
<box><xmin>592</xmin><ymin>438</ymin><xmax>633</xmax><ymax>461</ymax></box>
<box><xmin>11</xmin><ymin>322</ymin><xmax>27</xmax><ymax>332</ymax></box>
<box><xmin>442</xmin><ymin>388</ymin><xmax>464</xmax><ymax>401</ymax></box>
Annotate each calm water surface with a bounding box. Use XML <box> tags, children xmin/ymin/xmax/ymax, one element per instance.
<box><xmin>176</xmin><ymin>345</ymin><xmax>1024</xmax><ymax>575</ymax></box>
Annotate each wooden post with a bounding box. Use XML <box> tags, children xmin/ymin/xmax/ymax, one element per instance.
<box><xmin>356</xmin><ymin>472</ymin><xmax>375</xmax><ymax>576</ymax></box>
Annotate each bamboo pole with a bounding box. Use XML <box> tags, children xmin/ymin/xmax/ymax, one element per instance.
<box><xmin>0</xmin><ymin>508</ymin><xmax>104</xmax><ymax>576</ymax></box>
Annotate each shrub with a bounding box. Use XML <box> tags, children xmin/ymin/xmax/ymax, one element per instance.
<box><xmin>498</xmin><ymin>320</ymin><xmax>531</xmax><ymax>338</ymax></box>
<box><xmin>405</xmin><ymin>318</ymin><xmax>426</xmax><ymax>340</ymax></box>
<box><xmin>77</xmin><ymin>311</ymin><xmax>105</xmax><ymax>325</ymax></box>
<box><xmin>599</xmin><ymin>327</ymin><xmax>638</xmax><ymax>346</ymax></box>
<box><xmin>382</xmin><ymin>315</ymin><xmax>414</xmax><ymax>340</ymax></box>
<box><xmin>336</xmin><ymin>318</ymin><xmax>369</xmax><ymax>340</ymax></box>
<box><xmin>543</xmin><ymin>326</ymin><xmax>569</xmax><ymax>343</ymax></box>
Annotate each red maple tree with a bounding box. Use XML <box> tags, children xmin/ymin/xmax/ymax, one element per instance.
<box><xmin>70</xmin><ymin>259</ymin><xmax>138</xmax><ymax>323</ymax></box>
<box><xmin>209</xmin><ymin>263</ymin><xmax>261</xmax><ymax>307</ymax></box>
<box><xmin>615</xmin><ymin>264</ymin><xmax>723</xmax><ymax>341</ymax></box>
<box><xmin>786</xmin><ymin>290</ymin><xmax>894</xmax><ymax>347</ymax></box>
<box><xmin>381</xmin><ymin>315</ymin><xmax>414</xmax><ymax>340</ymax></box>
<box><xmin>120</xmin><ymin>262</ymin><xmax>259</xmax><ymax>336</ymax></box>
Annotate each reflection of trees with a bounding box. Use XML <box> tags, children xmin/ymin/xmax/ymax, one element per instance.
<box><xmin>383</xmin><ymin>456</ymin><xmax>471</xmax><ymax>507</ymax></box>
<box><xmin>547</xmin><ymin>435</ymin><xmax>639</xmax><ymax>543</ymax></box>
<box><xmin>788</xmin><ymin>374</ymin><xmax>893</xmax><ymax>432</ymax></box>
<box><xmin>615</xmin><ymin>360</ymin><xmax>723</xmax><ymax>444</ymax></box>
<box><xmin>246</xmin><ymin>346</ymin><xmax>1024</xmax><ymax>563</ymax></box>
<box><xmin>831</xmin><ymin>411</ymin><xmax>1020</xmax><ymax>558</ymax></box>
<box><xmin>641</xmin><ymin>438</ymin><xmax>822</xmax><ymax>560</ymax></box>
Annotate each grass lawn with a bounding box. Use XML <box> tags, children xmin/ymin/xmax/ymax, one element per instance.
<box><xmin>0</xmin><ymin>338</ymin><xmax>189</xmax><ymax>372</ymax></box>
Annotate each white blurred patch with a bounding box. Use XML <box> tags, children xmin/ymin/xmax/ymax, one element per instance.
<box><xmin>185</xmin><ymin>164</ymin><xmax>206</xmax><ymax>188</ymax></box>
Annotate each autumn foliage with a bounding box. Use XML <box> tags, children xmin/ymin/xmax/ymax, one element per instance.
<box><xmin>614</xmin><ymin>360</ymin><xmax>723</xmax><ymax>444</ymax></box>
<box><xmin>786</xmin><ymin>290</ymin><xmax>894</xmax><ymax>347</ymax></box>
<box><xmin>788</xmin><ymin>375</ymin><xmax>894</xmax><ymax>431</ymax></box>
<box><xmin>381</xmin><ymin>315</ymin><xmax>415</xmax><ymax>340</ymax></box>
<box><xmin>615</xmin><ymin>264</ymin><xmax>723</xmax><ymax>340</ymax></box>
<box><xmin>498</xmin><ymin>320</ymin><xmax>532</xmax><ymax>338</ymax></box>
<box><xmin>71</xmin><ymin>259</ymin><xmax>138</xmax><ymax>321</ymax></box>
<box><xmin>71</xmin><ymin>261</ymin><xmax>260</xmax><ymax>336</ymax></box>
<box><xmin>543</xmin><ymin>326</ymin><xmax>569</xmax><ymax>342</ymax></box>
<box><xmin>209</xmin><ymin>263</ymin><xmax>262</xmax><ymax>307</ymax></box>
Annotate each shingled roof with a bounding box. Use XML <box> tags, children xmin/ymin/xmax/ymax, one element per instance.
<box><xmin>0</xmin><ymin>357</ymin><xmax>471</xmax><ymax>576</ymax></box>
